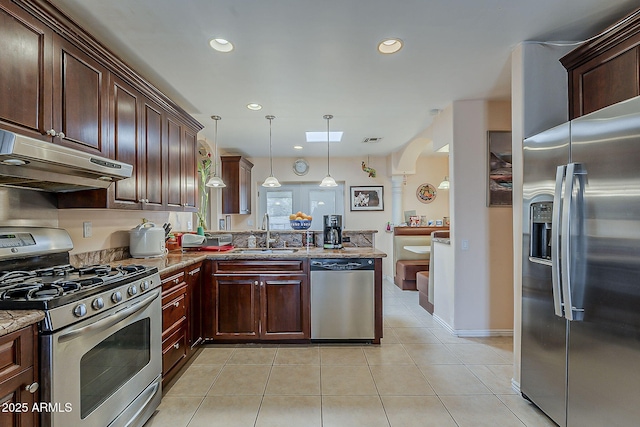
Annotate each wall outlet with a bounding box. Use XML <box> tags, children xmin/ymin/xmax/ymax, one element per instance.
<box><xmin>461</xmin><ymin>239</ymin><xmax>469</xmax><ymax>251</ymax></box>
<box><xmin>83</xmin><ymin>221</ymin><xmax>92</xmax><ymax>238</ymax></box>
<box><xmin>187</xmin><ymin>221</ymin><xmax>192</xmax><ymax>231</ymax></box>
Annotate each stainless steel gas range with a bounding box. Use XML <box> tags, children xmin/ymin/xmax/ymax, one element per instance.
<box><xmin>0</xmin><ymin>227</ymin><xmax>162</xmax><ymax>427</ymax></box>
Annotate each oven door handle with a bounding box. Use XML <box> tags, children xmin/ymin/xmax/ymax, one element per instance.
<box><xmin>58</xmin><ymin>289</ymin><xmax>160</xmax><ymax>343</ymax></box>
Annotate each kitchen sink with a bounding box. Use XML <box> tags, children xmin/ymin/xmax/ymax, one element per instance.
<box><xmin>234</xmin><ymin>248</ymin><xmax>298</xmax><ymax>254</ymax></box>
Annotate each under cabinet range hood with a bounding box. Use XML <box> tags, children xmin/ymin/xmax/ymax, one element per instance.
<box><xmin>0</xmin><ymin>129</ymin><xmax>132</xmax><ymax>192</ymax></box>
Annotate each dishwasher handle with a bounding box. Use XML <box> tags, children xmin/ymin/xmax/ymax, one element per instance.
<box><xmin>310</xmin><ymin>258</ymin><xmax>375</xmax><ymax>271</ymax></box>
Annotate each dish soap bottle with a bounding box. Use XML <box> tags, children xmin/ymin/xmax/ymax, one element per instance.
<box><xmin>248</xmin><ymin>233</ymin><xmax>257</xmax><ymax>248</ymax></box>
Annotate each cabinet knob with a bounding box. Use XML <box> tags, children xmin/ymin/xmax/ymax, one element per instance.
<box><xmin>173</xmin><ymin>342</ymin><xmax>180</xmax><ymax>350</ymax></box>
<box><xmin>174</xmin><ymin>301</ymin><xmax>180</xmax><ymax>308</ymax></box>
<box><xmin>25</xmin><ymin>382</ymin><xmax>39</xmax><ymax>393</ymax></box>
<box><xmin>46</xmin><ymin>129</ymin><xmax>57</xmax><ymax>136</ymax></box>
<box><xmin>57</xmin><ymin>131</ymin><xmax>65</xmax><ymax>138</ymax></box>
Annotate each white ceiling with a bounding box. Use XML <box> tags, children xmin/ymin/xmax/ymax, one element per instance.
<box><xmin>49</xmin><ymin>0</ymin><xmax>638</xmax><ymax>158</ymax></box>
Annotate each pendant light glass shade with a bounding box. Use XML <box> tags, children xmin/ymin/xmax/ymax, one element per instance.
<box><xmin>206</xmin><ymin>115</ymin><xmax>226</xmax><ymax>188</ymax></box>
<box><xmin>262</xmin><ymin>115</ymin><xmax>281</xmax><ymax>188</ymax></box>
<box><xmin>438</xmin><ymin>176</ymin><xmax>450</xmax><ymax>190</ymax></box>
<box><xmin>319</xmin><ymin>114</ymin><xmax>338</xmax><ymax>187</ymax></box>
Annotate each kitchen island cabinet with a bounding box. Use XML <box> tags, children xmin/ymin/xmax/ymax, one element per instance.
<box><xmin>0</xmin><ymin>324</ymin><xmax>38</xmax><ymax>427</ymax></box>
<box><xmin>207</xmin><ymin>260</ymin><xmax>309</xmax><ymax>341</ymax></box>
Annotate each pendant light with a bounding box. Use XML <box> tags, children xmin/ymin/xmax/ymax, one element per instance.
<box><xmin>262</xmin><ymin>115</ymin><xmax>281</xmax><ymax>188</ymax></box>
<box><xmin>319</xmin><ymin>114</ymin><xmax>337</xmax><ymax>187</ymax></box>
<box><xmin>438</xmin><ymin>176</ymin><xmax>450</xmax><ymax>190</ymax></box>
<box><xmin>206</xmin><ymin>115</ymin><xmax>226</xmax><ymax>187</ymax></box>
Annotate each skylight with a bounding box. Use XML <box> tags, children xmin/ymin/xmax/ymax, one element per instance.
<box><xmin>305</xmin><ymin>131</ymin><xmax>343</xmax><ymax>142</ymax></box>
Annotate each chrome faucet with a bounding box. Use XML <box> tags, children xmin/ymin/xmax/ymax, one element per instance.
<box><xmin>262</xmin><ymin>212</ymin><xmax>271</xmax><ymax>248</ymax></box>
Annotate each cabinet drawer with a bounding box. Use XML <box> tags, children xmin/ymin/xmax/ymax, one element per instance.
<box><xmin>0</xmin><ymin>327</ymin><xmax>34</xmax><ymax>384</ymax></box>
<box><xmin>162</xmin><ymin>270</ymin><xmax>186</xmax><ymax>293</ymax></box>
<box><xmin>162</xmin><ymin>287</ymin><xmax>187</xmax><ymax>335</ymax></box>
<box><xmin>162</xmin><ymin>327</ymin><xmax>187</xmax><ymax>376</ymax></box>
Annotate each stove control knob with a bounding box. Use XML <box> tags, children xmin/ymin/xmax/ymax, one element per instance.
<box><xmin>128</xmin><ymin>285</ymin><xmax>138</xmax><ymax>297</ymax></box>
<box><xmin>92</xmin><ymin>297</ymin><xmax>104</xmax><ymax>310</ymax></box>
<box><xmin>111</xmin><ymin>291</ymin><xmax>123</xmax><ymax>303</ymax></box>
<box><xmin>73</xmin><ymin>304</ymin><xmax>87</xmax><ymax>318</ymax></box>
<box><xmin>141</xmin><ymin>280</ymin><xmax>150</xmax><ymax>291</ymax></box>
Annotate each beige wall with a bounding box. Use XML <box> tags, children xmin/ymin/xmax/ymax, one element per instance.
<box><xmin>432</xmin><ymin>99</ymin><xmax>514</xmax><ymax>335</ymax></box>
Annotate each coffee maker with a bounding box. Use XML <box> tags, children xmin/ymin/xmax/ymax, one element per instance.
<box><xmin>323</xmin><ymin>215</ymin><xmax>343</xmax><ymax>249</ymax></box>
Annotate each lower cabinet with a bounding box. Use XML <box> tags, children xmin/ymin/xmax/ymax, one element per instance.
<box><xmin>208</xmin><ymin>260</ymin><xmax>310</xmax><ymax>341</ymax></box>
<box><xmin>0</xmin><ymin>325</ymin><xmax>38</xmax><ymax>427</ymax></box>
<box><xmin>160</xmin><ymin>263</ymin><xmax>201</xmax><ymax>386</ymax></box>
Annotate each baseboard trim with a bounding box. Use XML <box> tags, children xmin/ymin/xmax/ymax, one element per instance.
<box><xmin>432</xmin><ymin>315</ymin><xmax>514</xmax><ymax>337</ymax></box>
<box><xmin>511</xmin><ymin>378</ymin><xmax>521</xmax><ymax>394</ymax></box>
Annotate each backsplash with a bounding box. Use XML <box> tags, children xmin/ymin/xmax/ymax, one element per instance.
<box><xmin>0</xmin><ymin>188</ymin><xmax>58</xmax><ymax>226</ymax></box>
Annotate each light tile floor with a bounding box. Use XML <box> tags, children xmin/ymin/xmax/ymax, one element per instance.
<box><xmin>145</xmin><ymin>279</ymin><xmax>555</xmax><ymax>427</ymax></box>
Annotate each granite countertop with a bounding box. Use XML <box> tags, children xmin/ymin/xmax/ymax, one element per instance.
<box><xmin>0</xmin><ymin>310</ymin><xmax>45</xmax><ymax>337</ymax></box>
<box><xmin>433</xmin><ymin>238</ymin><xmax>451</xmax><ymax>244</ymax></box>
<box><xmin>116</xmin><ymin>246</ymin><xmax>387</xmax><ymax>275</ymax></box>
<box><xmin>1</xmin><ymin>247</ymin><xmax>386</xmax><ymax>329</ymax></box>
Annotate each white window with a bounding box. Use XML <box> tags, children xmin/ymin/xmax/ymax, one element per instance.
<box><xmin>258</xmin><ymin>183</ymin><xmax>345</xmax><ymax>231</ymax></box>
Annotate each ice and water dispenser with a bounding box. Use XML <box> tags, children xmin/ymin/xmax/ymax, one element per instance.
<box><xmin>530</xmin><ymin>202</ymin><xmax>553</xmax><ymax>260</ymax></box>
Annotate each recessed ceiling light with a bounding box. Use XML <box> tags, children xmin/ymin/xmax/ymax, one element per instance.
<box><xmin>209</xmin><ymin>38</ymin><xmax>234</xmax><ymax>52</ymax></box>
<box><xmin>247</xmin><ymin>103</ymin><xmax>262</xmax><ymax>111</ymax></box>
<box><xmin>305</xmin><ymin>131</ymin><xmax>343</xmax><ymax>142</ymax></box>
<box><xmin>293</xmin><ymin>145</ymin><xmax>303</xmax><ymax>150</ymax></box>
<box><xmin>378</xmin><ymin>38</ymin><xmax>403</xmax><ymax>54</ymax></box>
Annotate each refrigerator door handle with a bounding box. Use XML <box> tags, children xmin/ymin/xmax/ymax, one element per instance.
<box><xmin>561</xmin><ymin>162</ymin><xmax>587</xmax><ymax>321</ymax></box>
<box><xmin>551</xmin><ymin>165</ymin><xmax>566</xmax><ymax>317</ymax></box>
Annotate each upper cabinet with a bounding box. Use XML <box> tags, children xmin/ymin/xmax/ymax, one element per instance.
<box><xmin>561</xmin><ymin>9</ymin><xmax>640</xmax><ymax>119</ymax></box>
<box><xmin>221</xmin><ymin>156</ymin><xmax>254</xmax><ymax>215</ymax></box>
<box><xmin>0</xmin><ymin>1</ymin><xmax>109</xmax><ymax>156</ymax></box>
<box><xmin>4</xmin><ymin>0</ymin><xmax>204</xmax><ymax>210</ymax></box>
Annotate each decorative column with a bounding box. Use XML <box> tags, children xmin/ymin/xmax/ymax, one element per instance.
<box><xmin>391</xmin><ymin>175</ymin><xmax>404</xmax><ymax>225</ymax></box>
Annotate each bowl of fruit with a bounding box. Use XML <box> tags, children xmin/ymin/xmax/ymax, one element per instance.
<box><xmin>289</xmin><ymin>212</ymin><xmax>312</xmax><ymax>230</ymax></box>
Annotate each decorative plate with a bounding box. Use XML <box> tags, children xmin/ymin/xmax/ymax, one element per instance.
<box><xmin>293</xmin><ymin>158</ymin><xmax>309</xmax><ymax>176</ymax></box>
<box><xmin>416</xmin><ymin>183</ymin><xmax>437</xmax><ymax>204</ymax></box>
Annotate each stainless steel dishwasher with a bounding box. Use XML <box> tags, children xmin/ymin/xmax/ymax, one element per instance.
<box><xmin>310</xmin><ymin>258</ymin><xmax>375</xmax><ymax>340</ymax></box>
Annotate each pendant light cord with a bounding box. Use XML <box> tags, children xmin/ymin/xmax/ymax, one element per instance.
<box><xmin>266</xmin><ymin>115</ymin><xmax>275</xmax><ymax>176</ymax></box>
<box><xmin>324</xmin><ymin>114</ymin><xmax>333</xmax><ymax>175</ymax></box>
<box><xmin>213</xmin><ymin>116</ymin><xmax>219</xmax><ymax>175</ymax></box>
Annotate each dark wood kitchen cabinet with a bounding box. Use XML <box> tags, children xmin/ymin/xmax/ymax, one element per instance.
<box><xmin>561</xmin><ymin>8</ymin><xmax>640</xmax><ymax>119</ymax></box>
<box><xmin>221</xmin><ymin>156</ymin><xmax>254</xmax><ymax>215</ymax></box>
<box><xmin>161</xmin><ymin>269</ymin><xmax>188</xmax><ymax>386</ymax></box>
<box><xmin>0</xmin><ymin>1</ymin><xmax>108</xmax><ymax>156</ymax></box>
<box><xmin>207</xmin><ymin>260</ymin><xmax>309</xmax><ymax>341</ymax></box>
<box><xmin>1</xmin><ymin>0</ymin><xmax>202</xmax><ymax>211</ymax></box>
<box><xmin>0</xmin><ymin>324</ymin><xmax>38</xmax><ymax>427</ymax></box>
<box><xmin>160</xmin><ymin>262</ymin><xmax>202</xmax><ymax>386</ymax></box>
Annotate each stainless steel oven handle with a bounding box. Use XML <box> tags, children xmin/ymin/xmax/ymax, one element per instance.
<box><xmin>58</xmin><ymin>289</ymin><xmax>160</xmax><ymax>343</ymax></box>
<box><xmin>122</xmin><ymin>379</ymin><xmax>160</xmax><ymax>427</ymax></box>
<box><xmin>551</xmin><ymin>165</ymin><xmax>566</xmax><ymax>317</ymax></box>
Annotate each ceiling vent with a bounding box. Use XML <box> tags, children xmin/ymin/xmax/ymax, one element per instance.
<box><xmin>362</xmin><ymin>137</ymin><xmax>383</xmax><ymax>143</ymax></box>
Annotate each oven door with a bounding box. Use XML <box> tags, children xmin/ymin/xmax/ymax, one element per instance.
<box><xmin>41</xmin><ymin>289</ymin><xmax>162</xmax><ymax>427</ymax></box>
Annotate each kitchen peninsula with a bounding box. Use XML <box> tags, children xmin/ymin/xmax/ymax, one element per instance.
<box><xmin>108</xmin><ymin>241</ymin><xmax>386</xmax><ymax>385</ymax></box>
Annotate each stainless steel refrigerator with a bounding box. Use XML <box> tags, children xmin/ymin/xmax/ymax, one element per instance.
<box><xmin>522</xmin><ymin>95</ymin><xmax>640</xmax><ymax>427</ymax></box>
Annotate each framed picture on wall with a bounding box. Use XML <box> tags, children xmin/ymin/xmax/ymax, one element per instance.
<box><xmin>350</xmin><ymin>186</ymin><xmax>384</xmax><ymax>211</ymax></box>
<box><xmin>487</xmin><ymin>130</ymin><xmax>513</xmax><ymax>206</ymax></box>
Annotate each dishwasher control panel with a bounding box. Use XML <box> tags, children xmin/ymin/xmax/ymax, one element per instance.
<box><xmin>310</xmin><ymin>258</ymin><xmax>374</xmax><ymax>271</ymax></box>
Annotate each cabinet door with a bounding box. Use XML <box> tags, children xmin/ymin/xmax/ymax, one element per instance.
<box><xmin>240</xmin><ymin>162</ymin><xmax>252</xmax><ymax>214</ymax></box>
<box><xmin>182</xmin><ymin>128</ymin><xmax>198</xmax><ymax>211</ymax></box>
<box><xmin>140</xmin><ymin>100</ymin><xmax>165</xmax><ymax>209</ymax></box>
<box><xmin>214</xmin><ymin>276</ymin><xmax>259</xmax><ymax>339</ymax></box>
<box><xmin>261</xmin><ymin>274</ymin><xmax>309</xmax><ymax>340</ymax></box>
<box><xmin>52</xmin><ymin>35</ymin><xmax>109</xmax><ymax>156</ymax></box>
<box><xmin>109</xmin><ymin>74</ymin><xmax>142</xmax><ymax>208</ymax></box>
<box><xmin>0</xmin><ymin>1</ymin><xmax>53</xmax><ymax>139</ymax></box>
<box><xmin>186</xmin><ymin>263</ymin><xmax>202</xmax><ymax>351</ymax></box>
<box><xmin>0</xmin><ymin>368</ymin><xmax>37</xmax><ymax>427</ymax></box>
<box><xmin>166</xmin><ymin>117</ymin><xmax>183</xmax><ymax>210</ymax></box>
